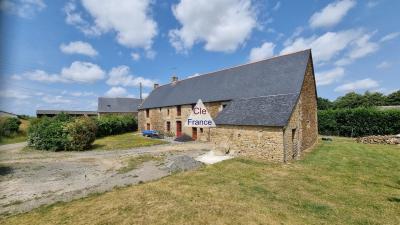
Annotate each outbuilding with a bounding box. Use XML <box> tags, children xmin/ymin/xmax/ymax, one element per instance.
<box><xmin>138</xmin><ymin>49</ymin><xmax>318</xmax><ymax>162</ymax></box>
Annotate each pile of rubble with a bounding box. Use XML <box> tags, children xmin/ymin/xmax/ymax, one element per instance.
<box><xmin>356</xmin><ymin>135</ymin><xmax>400</xmax><ymax>145</ymax></box>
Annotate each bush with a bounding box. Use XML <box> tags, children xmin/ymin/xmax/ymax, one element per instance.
<box><xmin>28</xmin><ymin>117</ymin><xmax>69</xmax><ymax>151</ymax></box>
<box><xmin>95</xmin><ymin>115</ymin><xmax>137</xmax><ymax>137</ymax></box>
<box><xmin>65</xmin><ymin>117</ymin><xmax>97</xmax><ymax>151</ymax></box>
<box><xmin>0</xmin><ymin>117</ymin><xmax>21</xmax><ymax>137</ymax></box>
<box><xmin>318</xmin><ymin>107</ymin><xmax>400</xmax><ymax>137</ymax></box>
<box><xmin>28</xmin><ymin>116</ymin><xmax>97</xmax><ymax>151</ymax></box>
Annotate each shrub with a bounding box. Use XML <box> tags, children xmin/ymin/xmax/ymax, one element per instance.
<box><xmin>0</xmin><ymin>117</ymin><xmax>21</xmax><ymax>137</ymax></box>
<box><xmin>28</xmin><ymin>117</ymin><xmax>69</xmax><ymax>151</ymax></box>
<box><xmin>65</xmin><ymin>117</ymin><xmax>97</xmax><ymax>151</ymax></box>
<box><xmin>318</xmin><ymin>107</ymin><xmax>400</xmax><ymax>137</ymax></box>
<box><xmin>28</xmin><ymin>116</ymin><xmax>97</xmax><ymax>151</ymax></box>
<box><xmin>95</xmin><ymin>115</ymin><xmax>137</xmax><ymax>137</ymax></box>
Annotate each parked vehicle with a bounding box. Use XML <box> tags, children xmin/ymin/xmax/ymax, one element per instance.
<box><xmin>142</xmin><ymin>130</ymin><xmax>160</xmax><ymax>138</ymax></box>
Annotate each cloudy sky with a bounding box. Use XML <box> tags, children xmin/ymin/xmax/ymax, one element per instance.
<box><xmin>0</xmin><ymin>0</ymin><xmax>399</xmax><ymax>115</ymax></box>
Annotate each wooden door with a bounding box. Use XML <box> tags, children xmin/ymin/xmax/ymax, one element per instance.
<box><xmin>176</xmin><ymin>121</ymin><xmax>182</xmax><ymax>137</ymax></box>
<box><xmin>192</xmin><ymin>127</ymin><xmax>197</xmax><ymax>140</ymax></box>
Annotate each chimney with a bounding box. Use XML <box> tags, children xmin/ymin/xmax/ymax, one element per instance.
<box><xmin>171</xmin><ymin>76</ymin><xmax>178</xmax><ymax>83</ymax></box>
<box><xmin>153</xmin><ymin>83</ymin><xmax>159</xmax><ymax>89</ymax></box>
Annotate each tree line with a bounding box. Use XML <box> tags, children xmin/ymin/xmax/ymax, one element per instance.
<box><xmin>317</xmin><ymin>90</ymin><xmax>400</xmax><ymax>110</ymax></box>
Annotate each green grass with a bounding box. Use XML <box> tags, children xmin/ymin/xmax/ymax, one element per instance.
<box><xmin>1</xmin><ymin>137</ymin><xmax>400</xmax><ymax>225</ymax></box>
<box><xmin>117</xmin><ymin>154</ymin><xmax>165</xmax><ymax>174</ymax></box>
<box><xmin>91</xmin><ymin>132</ymin><xmax>167</xmax><ymax>150</ymax></box>
<box><xmin>0</xmin><ymin>134</ymin><xmax>27</xmax><ymax>145</ymax></box>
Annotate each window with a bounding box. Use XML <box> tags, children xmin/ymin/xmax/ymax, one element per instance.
<box><xmin>159</xmin><ymin>108</ymin><xmax>162</xmax><ymax>112</ymax></box>
<box><xmin>146</xmin><ymin>123</ymin><xmax>150</xmax><ymax>130</ymax></box>
<box><xmin>177</xmin><ymin>105</ymin><xmax>181</xmax><ymax>116</ymax></box>
<box><xmin>167</xmin><ymin>109</ymin><xmax>170</xmax><ymax>116</ymax></box>
<box><xmin>146</xmin><ymin>109</ymin><xmax>149</xmax><ymax>118</ymax></box>
<box><xmin>200</xmin><ymin>128</ymin><xmax>203</xmax><ymax>133</ymax></box>
<box><xmin>166</xmin><ymin>121</ymin><xmax>171</xmax><ymax>132</ymax></box>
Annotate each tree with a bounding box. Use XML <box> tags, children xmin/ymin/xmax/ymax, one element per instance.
<box><xmin>317</xmin><ymin>97</ymin><xmax>333</xmax><ymax>110</ymax></box>
<box><xmin>334</xmin><ymin>92</ymin><xmax>364</xmax><ymax>109</ymax></box>
<box><xmin>362</xmin><ymin>91</ymin><xmax>386</xmax><ymax>107</ymax></box>
<box><xmin>386</xmin><ymin>90</ymin><xmax>400</xmax><ymax>105</ymax></box>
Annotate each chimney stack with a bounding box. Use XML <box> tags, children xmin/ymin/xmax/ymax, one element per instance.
<box><xmin>171</xmin><ymin>76</ymin><xmax>178</xmax><ymax>83</ymax></box>
<box><xmin>153</xmin><ymin>83</ymin><xmax>159</xmax><ymax>89</ymax></box>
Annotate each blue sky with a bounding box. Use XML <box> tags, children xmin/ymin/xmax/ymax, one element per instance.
<box><xmin>0</xmin><ymin>0</ymin><xmax>399</xmax><ymax>115</ymax></box>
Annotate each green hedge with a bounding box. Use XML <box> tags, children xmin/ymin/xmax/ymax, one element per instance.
<box><xmin>0</xmin><ymin>117</ymin><xmax>21</xmax><ymax>137</ymax></box>
<box><xmin>318</xmin><ymin>108</ymin><xmax>400</xmax><ymax>137</ymax></box>
<box><xmin>28</xmin><ymin>115</ymin><xmax>96</xmax><ymax>151</ymax></box>
<box><xmin>95</xmin><ymin>115</ymin><xmax>137</xmax><ymax>137</ymax></box>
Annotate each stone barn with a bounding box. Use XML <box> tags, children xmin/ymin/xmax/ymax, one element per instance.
<box><xmin>138</xmin><ymin>49</ymin><xmax>318</xmax><ymax>162</ymax></box>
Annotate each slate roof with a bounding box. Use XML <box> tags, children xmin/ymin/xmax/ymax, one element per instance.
<box><xmin>97</xmin><ymin>97</ymin><xmax>142</xmax><ymax>113</ymax></box>
<box><xmin>141</xmin><ymin>49</ymin><xmax>311</xmax><ymax>110</ymax></box>
<box><xmin>36</xmin><ymin>110</ymin><xmax>97</xmax><ymax>115</ymax></box>
<box><xmin>214</xmin><ymin>93</ymin><xmax>299</xmax><ymax>127</ymax></box>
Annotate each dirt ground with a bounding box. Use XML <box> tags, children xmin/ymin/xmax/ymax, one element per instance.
<box><xmin>0</xmin><ymin>141</ymin><xmax>212</xmax><ymax>216</ymax></box>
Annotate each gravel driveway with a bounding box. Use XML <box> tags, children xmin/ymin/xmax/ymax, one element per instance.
<box><xmin>0</xmin><ymin>141</ymin><xmax>211</xmax><ymax>216</ymax></box>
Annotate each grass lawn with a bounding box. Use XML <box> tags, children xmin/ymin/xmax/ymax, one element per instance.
<box><xmin>92</xmin><ymin>132</ymin><xmax>167</xmax><ymax>150</ymax></box>
<box><xmin>1</xmin><ymin>137</ymin><xmax>400</xmax><ymax>225</ymax></box>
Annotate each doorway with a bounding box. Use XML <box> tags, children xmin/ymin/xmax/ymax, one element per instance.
<box><xmin>192</xmin><ymin>127</ymin><xmax>197</xmax><ymax>140</ymax></box>
<box><xmin>176</xmin><ymin>121</ymin><xmax>182</xmax><ymax>137</ymax></box>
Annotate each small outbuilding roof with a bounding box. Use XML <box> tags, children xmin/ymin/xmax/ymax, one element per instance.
<box><xmin>97</xmin><ymin>97</ymin><xmax>142</xmax><ymax>113</ymax></box>
<box><xmin>214</xmin><ymin>93</ymin><xmax>299</xmax><ymax>127</ymax></box>
<box><xmin>140</xmin><ymin>49</ymin><xmax>310</xmax><ymax>109</ymax></box>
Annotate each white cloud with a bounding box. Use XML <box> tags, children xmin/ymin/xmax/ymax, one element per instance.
<box><xmin>64</xmin><ymin>1</ymin><xmax>100</xmax><ymax>36</ymax></box>
<box><xmin>281</xmin><ymin>29</ymin><xmax>363</xmax><ymax>63</ymax></box>
<box><xmin>106</xmin><ymin>65</ymin><xmax>155</xmax><ymax>88</ymax></box>
<box><xmin>1</xmin><ymin>0</ymin><xmax>46</xmax><ymax>18</ymax></box>
<box><xmin>42</xmin><ymin>96</ymin><xmax>71</xmax><ymax>104</ymax></box>
<box><xmin>61</xmin><ymin>61</ymin><xmax>105</xmax><ymax>83</ymax></box>
<box><xmin>70</xmin><ymin>91</ymin><xmax>96</xmax><ymax>97</ymax></box>
<box><xmin>335</xmin><ymin>32</ymin><xmax>379</xmax><ymax>66</ymax></box>
<box><xmin>334</xmin><ymin>78</ymin><xmax>379</xmax><ymax>93</ymax></box>
<box><xmin>74</xmin><ymin>0</ymin><xmax>158</xmax><ymax>50</ymax></box>
<box><xmin>16</xmin><ymin>61</ymin><xmax>105</xmax><ymax>83</ymax></box>
<box><xmin>0</xmin><ymin>89</ymin><xmax>31</xmax><ymax>100</ymax></box>
<box><xmin>380</xmin><ymin>32</ymin><xmax>400</xmax><ymax>42</ymax></box>
<box><xmin>249</xmin><ymin>42</ymin><xmax>275</xmax><ymax>62</ymax></box>
<box><xmin>272</xmin><ymin>1</ymin><xmax>281</xmax><ymax>11</ymax></box>
<box><xmin>376</xmin><ymin>61</ymin><xmax>391</xmax><ymax>69</ymax></box>
<box><xmin>316</xmin><ymin>67</ymin><xmax>345</xmax><ymax>86</ymax></box>
<box><xmin>131</xmin><ymin>52</ymin><xmax>140</xmax><ymax>61</ymax></box>
<box><xmin>60</xmin><ymin>41</ymin><xmax>98</xmax><ymax>57</ymax></box>
<box><xmin>105</xmin><ymin>87</ymin><xmax>128</xmax><ymax>97</ymax></box>
<box><xmin>309</xmin><ymin>0</ymin><xmax>356</xmax><ymax>29</ymax></box>
<box><xmin>142</xmin><ymin>93</ymin><xmax>149</xmax><ymax>98</ymax></box>
<box><xmin>169</xmin><ymin>0</ymin><xmax>257</xmax><ymax>53</ymax></box>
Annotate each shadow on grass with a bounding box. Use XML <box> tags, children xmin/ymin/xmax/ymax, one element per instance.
<box><xmin>387</xmin><ymin>197</ymin><xmax>400</xmax><ymax>203</ymax></box>
<box><xmin>0</xmin><ymin>166</ymin><xmax>13</xmax><ymax>176</ymax></box>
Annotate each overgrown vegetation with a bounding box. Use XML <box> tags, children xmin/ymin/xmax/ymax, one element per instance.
<box><xmin>2</xmin><ymin>138</ymin><xmax>399</xmax><ymax>225</ymax></box>
<box><xmin>317</xmin><ymin>90</ymin><xmax>400</xmax><ymax>110</ymax></box>
<box><xmin>0</xmin><ymin>117</ymin><xmax>27</xmax><ymax>145</ymax></box>
<box><xmin>28</xmin><ymin>114</ymin><xmax>97</xmax><ymax>151</ymax></box>
<box><xmin>318</xmin><ymin>107</ymin><xmax>400</xmax><ymax>137</ymax></box>
<box><xmin>94</xmin><ymin>115</ymin><xmax>137</xmax><ymax>137</ymax></box>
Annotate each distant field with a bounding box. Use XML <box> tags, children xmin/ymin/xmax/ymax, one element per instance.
<box><xmin>92</xmin><ymin>132</ymin><xmax>167</xmax><ymax>150</ymax></box>
<box><xmin>0</xmin><ymin>119</ymin><xmax>29</xmax><ymax>145</ymax></box>
<box><xmin>1</xmin><ymin>137</ymin><xmax>399</xmax><ymax>225</ymax></box>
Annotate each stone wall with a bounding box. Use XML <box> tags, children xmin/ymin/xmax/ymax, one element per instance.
<box><xmin>283</xmin><ymin>98</ymin><xmax>302</xmax><ymax>161</ymax></box>
<box><xmin>299</xmin><ymin>58</ymin><xmax>318</xmax><ymax>151</ymax></box>
<box><xmin>210</xmin><ymin>125</ymin><xmax>285</xmax><ymax>162</ymax></box>
<box><xmin>138</xmin><ymin>101</ymin><xmax>223</xmax><ymax>141</ymax></box>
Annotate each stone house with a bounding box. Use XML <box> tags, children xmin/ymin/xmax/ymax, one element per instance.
<box><xmin>138</xmin><ymin>50</ymin><xmax>318</xmax><ymax>162</ymax></box>
<box><xmin>97</xmin><ymin>97</ymin><xmax>142</xmax><ymax>117</ymax></box>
